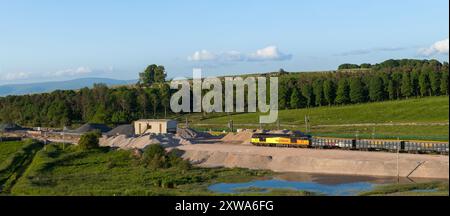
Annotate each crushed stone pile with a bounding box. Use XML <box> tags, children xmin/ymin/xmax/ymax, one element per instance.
<box><xmin>0</xmin><ymin>123</ymin><xmax>24</xmax><ymax>132</ymax></box>
<box><xmin>176</xmin><ymin>128</ymin><xmax>213</xmax><ymax>139</ymax></box>
<box><xmin>268</xmin><ymin>130</ymin><xmax>291</xmax><ymax>134</ymax></box>
<box><xmin>221</xmin><ymin>131</ymin><xmax>254</xmax><ymax>145</ymax></box>
<box><xmin>71</xmin><ymin>123</ymin><xmax>111</xmax><ymax>133</ymax></box>
<box><xmin>265</xmin><ymin>129</ymin><xmax>307</xmax><ymax>136</ymax></box>
<box><xmin>106</xmin><ymin>124</ymin><xmax>134</xmax><ymax>137</ymax></box>
<box><xmin>100</xmin><ymin>133</ymin><xmax>191</xmax><ymax>150</ymax></box>
<box><xmin>254</xmin><ymin>129</ymin><xmax>270</xmax><ymax>134</ymax></box>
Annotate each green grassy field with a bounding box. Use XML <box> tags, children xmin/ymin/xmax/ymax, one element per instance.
<box><xmin>359</xmin><ymin>181</ymin><xmax>449</xmax><ymax>196</ymax></box>
<box><xmin>0</xmin><ymin>140</ymin><xmax>43</xmax><ymax>192</ymax></box>
<box><xmin>0</xmin><ymin>141</ymin><xmax>28</xmax><ymax>163</ymax></box>
<box><xmin>182</xmin><ymin>96</ymin><xmax>449</xmax><ymax>141</ymax></box>
<box><xmin>9</xmin><ymin>143</ymin><xmax>277</xmax><ymax>196</ymax></box>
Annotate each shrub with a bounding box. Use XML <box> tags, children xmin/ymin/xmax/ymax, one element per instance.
<box><xmin>142</xmin><ymin>144</ymin><xmax>167</xmax><ymax>169</ymax></box>
<box><xmin>143</xmin><ymin>144</ymin><xmax>166</xmax><ymax>159</ymax></box>
<box><xmin>167</xmin><ymin>149</ymin><xmax>191</xmax><ymax>170</ymax></box>
<box><xmin>78</xmin><ymin>131</ymin><xmax>101</xmax><ymax>150</ymax></box>
<box><xmin>141</xmin><ymin>145</ymin><xmax>191</xmax><ymax>170</ymax></box>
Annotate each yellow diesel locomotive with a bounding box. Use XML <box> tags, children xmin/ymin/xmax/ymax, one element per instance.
<box><xmin>251</xmin><ymin>133</ymin><xmax>311</xmax><ymax>147</ymax></box>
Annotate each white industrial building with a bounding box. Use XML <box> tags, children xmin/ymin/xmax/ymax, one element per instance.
<box><xmin>134</xmin><ymin>119</ymin><xmax>177</xmax><ymax>135</ymax></box>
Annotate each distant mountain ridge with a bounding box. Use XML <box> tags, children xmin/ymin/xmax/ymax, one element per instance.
<box><xmin>0</xmin><ymin>78</ymin><xmax>137</xmax><ymax>96</ymax></box>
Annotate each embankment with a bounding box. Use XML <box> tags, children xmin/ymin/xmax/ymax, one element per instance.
<box><xmin>177</xmin><ymin>144</ymin><xmax>449</xmax><ymax>179</ymax></box>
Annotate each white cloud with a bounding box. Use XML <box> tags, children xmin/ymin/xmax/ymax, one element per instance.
<box><xmin>0</xmin><ymin>66</ymin><xmax>111</xmax><ymax>83</ymax></box>
<box><xmin>50</xmin><ymin>66</ymin><xmax>93</xmax><ymax>76</ymax></box>
<box><xmin>419</xmin><ymin>38</ymin><xmax>449</xmax><ymax>56</ymax></box>
<box><xmin>247</xmin><ymin>46</ymin><xmax>292</xmax><ymax>61</ymax></box>
<box><xmin>187</xmin><ymin>46</ymin><xmax>292</xmax><ymax>62</ymax></box>
<box><xmin>0</xmin><ymin>72</ymin><xmax>31</xmax><ymax>81</ymax></box>
<box><xmin>187</xmin><ymin>50</ymin><xmax>217</xmax><ymax>61</ymax></box>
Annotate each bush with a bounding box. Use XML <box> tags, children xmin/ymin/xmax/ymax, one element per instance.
<box><xmin>78</xmin><ymin>131</ymin><xmax>101</xmax><ymax>150</ymax></box>
<box><xmin>143</xmin><ymin>144</ymin><xmax>166</xmax><ymax>159</ymax></box>
<box><xmin>167</xmin><ymin>149</ymin><xmax>191</xmax><ymax>170</ymax></box>
<box><xmin>141</xmin><ymin>145</ymin><xmax>191</xmax><ymax>170</ymax></box>
<box><xmin>142</xmin><ymin>145</ymin><xmax>167</xmax><ymax>169</ymax></box>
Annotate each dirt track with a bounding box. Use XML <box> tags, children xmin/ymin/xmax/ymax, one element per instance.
<box><xmin>177</xmin><ymin>143</ymin><xmax>449</xmax><ymax>179</ymax></box>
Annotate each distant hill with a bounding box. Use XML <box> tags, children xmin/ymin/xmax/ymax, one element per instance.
<box><xmin>0</xmin><ymin>78</ymin><xmax>137</xmax><ymax>96</ymax></box>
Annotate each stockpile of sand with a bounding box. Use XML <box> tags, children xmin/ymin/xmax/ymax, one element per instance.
<box><xmin>100</xmin><ymin>133</ymin><xmax>191</xmax><ymax>150</ymax></box>
<box><xmin>221</xmin><ymin>131</ymin><xmax>254</xmax><ymax>145</ymax></box>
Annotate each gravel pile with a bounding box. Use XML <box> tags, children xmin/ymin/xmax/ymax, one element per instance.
<box><xmin>100</xmin><ymin>133</ymin><xmax>191</xmax><ymax>150</ymax></box>
<box><xmin>0</xmin><ymin>123</ymin><xmax>23</xmax><ymax>132</ymax></box>
<box><xmin>176</xmin><ymin>128</ymin><xmax>212</xmax><ymax>139</ymax></box>
<box><xmin>221</xmin><ymin>131</ymin><xmax>253</xmax><ymax>144</ymax></box>
<box><xmin>72</xmin><ymin>123</ymin><xmax>111</xmax><ymax>133</ymax></box>
<box><xmin>106</xmin><ymin>124</ymin><xmax>134</xmax><ymax>137</ymax></box>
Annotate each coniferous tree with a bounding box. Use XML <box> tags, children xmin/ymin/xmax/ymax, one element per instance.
<box><xmin>335</xmin><ymin>78</ymin><xmax>350</xmax><ymax>105</ymax></box>
<box><xmin>323</xmin><ymin>79</ymin><xmax>336</xmax><ymax>106</ymax></box>
<box><xmin>440</xmin><ymin>68</ymin><xmax>449</xmax><ymax>96</ymax></box>
<box><xmin>401</xmin><ymin>72</ymin><xmax>412</xmax><ymax>99</ymax></box>
<box><xmin>419</xmin><ymin>71</ymin><xmax>431</xmax><ymax>97</ymax></box>
<box><xmin>411</xmin><ymin>69</ymin><xmax>420</xmax><ymax>97</ymax></box>
<box><xmin>301</xmin><ymin>83</ymin><xmax>314</xmax><ymax>107</ymax></box>
<box><xmin>278</xmin><ymin>79</ymin><xmax>289</xmax><ymax>110</ymax></box>
<box><xmin>289</xmin><ymin>88</ymin><xmax>301</xmax><ymax>109</ymax></box>
<box><xmin>349</xmin><ymin>77</ymin><xmax>364</xmax><ymax>103</ymax></box>
<box><xmin>429</xmin><ymin>71</ymin><xmax>441</xmax><ymax>96</ymax></box>
<box><xmin>312</xmin><ymin>79</ymin><xmax>324</xmax><ymax>106</ymax></box>
<box><xmin>369</xmin><ymin>76</ymin><xmax>384</xmax><ymax>101</ymax></box>
<box><xmin>387</xmin><ymin>80</ymin><xmax>395</xmax><ymax>100</ymax></box>
<box><xmin>392</xmin><ymin>72</ymin><xmax>402</xmax><ymax>99</ymax></box>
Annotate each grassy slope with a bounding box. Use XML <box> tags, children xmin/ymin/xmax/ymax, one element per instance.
<box><xmin>185</xmin><ymin>96</ymin><xmax>449</xmax><ymax>140</ymax></box>
<box><xmin>11</xmin><ymin>143</ymin><xmax>282</xmax><ymax>196</ymax></box>
<box><xmin>0</xmin><ymin>140</ymin><xmax>43</xmax><ymax>192</ymax></box>
<box><xmin>0</xmin><ymin>141</ymin><xmax>28</xmax><ymax>163</ymax></box>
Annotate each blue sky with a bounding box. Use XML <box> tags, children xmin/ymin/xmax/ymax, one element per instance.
<box><xmin>0</xmin><ymin>0</ymin><xmax>448</xmax><ymax>84</ymax></box>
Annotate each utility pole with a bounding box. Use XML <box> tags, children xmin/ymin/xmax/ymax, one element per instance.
<box><xmin>304</xmin><ymin>115</ymin><xmax>310</xmax><ymax>133</ymax></box>
<box><xmin>44</xmin><ymin>131</ymin><xmax>47</xmax><ymax>150</ymax></box>
<box><xmin>62</xmin><ymin>131</ymin><xmax>66</xmax><ymax>150</ymax></box>
<box><xmin>372</xmin><ymin>127</ymin><xmax>375</xmax><ymax>140</ymax></box>
<box><xmin>228</xmin><ymin>120</ymin><xmax>234</xmax><ymax>132</ymax></box>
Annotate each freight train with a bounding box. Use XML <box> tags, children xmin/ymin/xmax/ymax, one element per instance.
<box><xmin>250</xmin><ymin>133</ymin><xmax>449</xmax><ymax>154</ymax></box>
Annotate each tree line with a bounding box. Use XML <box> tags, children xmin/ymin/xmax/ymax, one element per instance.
<box><xmin>0</xmin><ymin>64</ymin><xmax>170</xmax><ymax>127</ymax></box>
<box><xmin>278</xmin><ymin>59</ymin><xmax>448</xmax><ymax>109</ymax></box>
<box><xmin>0</xmin><ymin>59</ymin><xmax>448</xmax><ymax>127</ymax></box>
